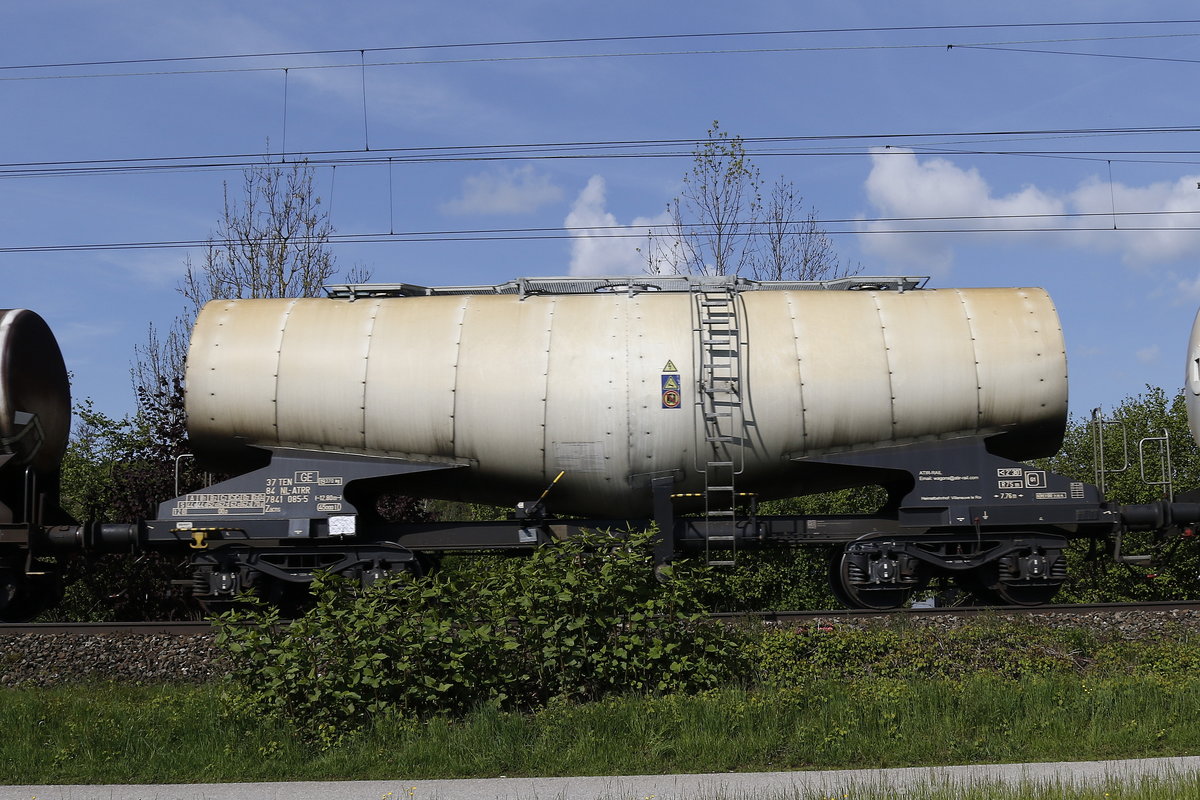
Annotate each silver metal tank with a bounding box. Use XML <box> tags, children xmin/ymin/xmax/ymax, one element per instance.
<box><xmin>185</xmin><ymin>276</ymin><xmax>1067</xmax><ymax>516</ymax></box>
<box><xmin>1187</xmin><ymin>308</ymin><xmax>1200</xmax><ymax>447</ymax></box>
<box><xmin>0</xmin><ymin>309</ymin><xmax>71</xmax><ymax>476</ymax></box>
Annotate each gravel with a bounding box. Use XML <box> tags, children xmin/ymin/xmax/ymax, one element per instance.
<box><xmin>785</xmin><ymin>606</ymin><xmax>1200</xmax><ymax>637</ymax></box>
<box><xmin>4</xmin><ymin>606</ymin><xmax>1200</xmax><ymax>687</ymax></box>
<box><xmin>0</xmin><ymin>632</ymin><xmax>222</xmax><ymax>687</ymax></box>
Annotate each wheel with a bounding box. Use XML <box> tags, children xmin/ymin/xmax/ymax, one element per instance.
<box><xmin>0</xmin><ymin>568</ymin><xmax>29</xmax><ymax>622</ymax></box>
<box><xmin>0</xmin><ymin>570</ymin><xmax>62</xmax><ymax>622</ymax></box>
<box><xmin>989</xmin><ymin>581</ymin><xmax>1061</xmax><ymax>606</ymax></box>
<box><xmin>828</xmin><ymin>550</ymin><xmax>912</xmax><ymax>610</ymax></box>
<box><xmin>956</xmin><ymin>568</ymin><xmax>1062</xmax><ymax>607</ymax></box>
<box><xmin>259</xmin><ymin>577</ymin><xmax>315</xmax><ymax>618</ymax></box>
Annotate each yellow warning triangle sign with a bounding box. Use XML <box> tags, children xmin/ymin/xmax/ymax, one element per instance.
<box><xmin>662</xmin><ymin>360</ymin><xmax>677</xmax><ymax>372</ymax></box>
<box><xmin>663</xmin><ymin>376</ymin><xmax>679</xmax><ymax>390</ymax></box>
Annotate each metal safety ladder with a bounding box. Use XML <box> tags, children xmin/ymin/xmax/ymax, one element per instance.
<box><xmin>692</xmin><ymin>283</ymin><xmax>746</xmax><ymax>566</ymax></box>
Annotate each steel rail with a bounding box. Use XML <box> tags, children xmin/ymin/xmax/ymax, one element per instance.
<box><xmin>4</xmin><ymin>600</ymin><xmax>1200</xmax><ymax>634</ymax></box>
<box><xmin>709</xmin><ymin>599</ymin><xmax>1200</xmax><ymax>621</ymax></box>
<box><xmin>0</xmin><ymin>621</ymin><xmax>213</xmax><ymax>635</ymax></box>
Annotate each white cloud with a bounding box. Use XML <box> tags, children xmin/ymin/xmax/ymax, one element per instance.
<box><xmin>1069</xmin><ymin>174</ymin><xmax>1200</xmax><ymax>264</ymax></box>
<box><xmin>565</xmin><ymin>176</ymin><xmax>669</xmax><ymax>277</ymax></box>
<box><xmin>859</xmin><ymin>148</ymin><xmax>1062</xmax><ymax>273</ymax></box>
<box><xmin>441</xmin><ymin>166</ymin><xmax>563</xmax><ymax>216</ymax></box>
<box><xmin>858</xmin><ymin>148</ymin><xmax>1200</xmax><ymax>275</ymax></box>
<box><xmin>1136</xmin><ymin>345</ymin><xmax>1161</xmax><ymax>364</ymax></box>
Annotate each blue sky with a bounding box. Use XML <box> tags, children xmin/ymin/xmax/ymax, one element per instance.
<box><xmin>5</xmin><ymin>1</ymin><xmax>1200</xmax><ymax>423</ymax></box>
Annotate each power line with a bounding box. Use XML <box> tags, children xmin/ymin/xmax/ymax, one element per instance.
<box><xmin>954</xmin><ymin>43</ymin><xmax>1200</xmax><ymax>66</ymax></box>
<box><xmin>4</xmin><ymin>20</ymin><xmax>1197</xmax><ymax>73</ymax></box>
<box><xmin>3</xmin><ymin>126</ymin><xmax>1200</xmax><ymax>180</ymax></box>
<box><xmin>7</xmin><ymin>209</ymin><xmax>1200</xmax><ymax>254</ymax></box>
<box><xmin>5</xmin><ymin>34</ymin><xmax>1198</xmax><ymax>82</ymax></box>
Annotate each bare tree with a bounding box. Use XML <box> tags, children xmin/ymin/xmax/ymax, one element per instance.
<box><xmin>179</xmin><ymin>162</ymin><xmax>367</xmax><ymax>315</ymax></box>
<box><xmin>748</xmin><ymin>179</ymin><xmax>848</xmax><ymax>281</ymax></box>
<box><xmin>647</xmin><ymin>122</ymin><xmax>761</xmax><ymax>276</ymax></box>
<box><xmin>129</xmin><ymin>159</ymin><xmax>370</xmax><ymax>503</ymax></box>
<box><xmin>647</xmin><ymin>123</ymin><xmax>854</xmax><ymax>281</ymax></box>
<box><xmin>137</xmin><ymin>159</ymin><xmax>369</xmax><ymax>405</ymax></box>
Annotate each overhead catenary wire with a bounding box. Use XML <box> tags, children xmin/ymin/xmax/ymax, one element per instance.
<box><xmin>952</xmin><ymin>43</ymin><xmax>1200</xmax><ymax>66</ymax></box>
<box><xmin>7</xmin><ymin>209</ymin><xmax>1200</xmax><ymax>254</ymax></box>
<box><xmin>3</xmin><ymin>32</ymin><xmax>1199</xmax><ymax>82</ymax></box>
<box><xmin>5</xmin><ymin>125</ymin><xmax>1200</xmax><ymax>181</ymax></box>
<box><xmin>5</xmin><ymin>23</ymin><xmax>1200</xmax><ymax>261</ymax></box>
<box><xmin>2</xmin><ymin>19</ymin><xmax>1198</xmax><ymax>75</ymax></box>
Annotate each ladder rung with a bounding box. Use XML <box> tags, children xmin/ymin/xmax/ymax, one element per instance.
<box><xmin>706</xmin><ymin>533</ymin><xmax>737</xmax><ymax>539</ymax></box>
<box><xmin>707</xmin><ymin>560</ymin><xmax>736</xmax><ymax>566</ymax></box>
<box><xmin>707</xmin><ymin>485</ymin><xmax>735</xmax><ymax>492</ymax></box>
<box><xmin>707</xmin><ymin>436</ymin><xmax>736</xmax><ymax>442</ymax></box>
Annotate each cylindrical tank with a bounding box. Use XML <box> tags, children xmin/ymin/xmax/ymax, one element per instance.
<box><xmin>185</xmin><ymin>280</ymin><xmax>1067</xmax><ymax>516</ymax></box>
<box><xmin>1186</xmin><ymin>308</ymin><xmax>1200</xmax><ymax>447</ymax></box>
<box><xmin>0</xmin><ymin>309</ymin><xmax>70</xmax><ymax>475</ymax></box>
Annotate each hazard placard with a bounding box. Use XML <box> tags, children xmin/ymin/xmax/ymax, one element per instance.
<box><xmin>661</xmin><ymin>374</ymin><xmax>682</xmax><ymax>408</ymax></box>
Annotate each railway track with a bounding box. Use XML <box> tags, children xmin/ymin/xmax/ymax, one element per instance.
<box><xmin>709</xmin><ymin>599</ymin><xmax>1200</xmax><ymax>622</ymax></box>
<box><xmin>0</xmin><ymin>620</ymin><xmax>214</xmax><ymax>635</ymax></box>
<box><xmin>5</xmin><ymin>600</ymin><xmax>1200</xmax><ymax>634</ymax></box>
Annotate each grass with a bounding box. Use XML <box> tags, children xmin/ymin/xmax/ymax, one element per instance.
<box><xmin>688</xmin><ymin>773</ymin><xmax>1200</xmax><ymax>799</ymax></box>
<box><xmin>2</xmin><ymin>673</ymin><xmax>1199</xmax><ymax>785</ymax></box>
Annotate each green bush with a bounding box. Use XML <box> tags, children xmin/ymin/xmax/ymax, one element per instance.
<box><xmin>747</xmin><ymin>618</ymin><xmax>1200</xmax><ymax>685</ymax></box>
<box><xmin>215</xmin><ymin>527</ymin><xmax>748</xmax><ymax>744</ymax></box>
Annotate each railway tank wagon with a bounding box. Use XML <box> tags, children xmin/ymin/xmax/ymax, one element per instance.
<box><xmin>4</xmin><ymin>273</ymin><xmax>1200</xmax><ymax>619</ymax></box>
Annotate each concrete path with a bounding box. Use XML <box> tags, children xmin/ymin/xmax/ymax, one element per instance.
<box><xmin>2</xmin><ymin>756</ymin><xmax>1198</xmax><ymax>799</ymax></box>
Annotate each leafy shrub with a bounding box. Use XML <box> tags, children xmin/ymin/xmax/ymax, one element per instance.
<box><xmin>690</xmin><ymin>548</ymin><xmax>838</xmax><ymax>612</ymax></box>
<box><xmin>215</xmin><ymin>527</ymin><xmax>747</xmax><ymax>743</ymax></box>
<box><xmin>747</xmin><ymin>618</ymin><xmax>1200</xmax><ymax>686</ymax></box>
<box><xmin>752</xmin><ymin>620</ymin><xmax>1099</xmax><ymax>684</ymax></box>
